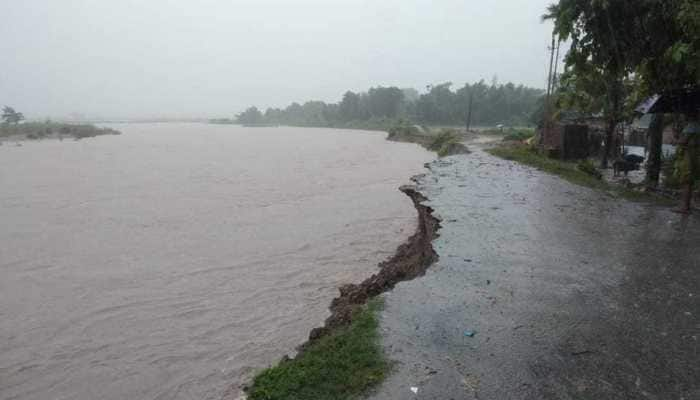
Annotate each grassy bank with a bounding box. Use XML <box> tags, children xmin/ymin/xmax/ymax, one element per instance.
<box><xmin>425</xmin><ymin>129</ymin><xmax>468</xmax><ymax>157</ymax></box>
<box><xmin>487</xmin><ymin>144</ymin><xmax>672</xmax><ymax>204</ymax></box>
<box><xmin>479</xmin><ymin>127</ymin><xmax>535</xmax><ymax>141</ymax></box>
<box><xmin>387</xmin><ymin>122</ymin><xmax>469</xmax><ymax>157</ymax></box>
<box><xmin>247</xmin><ymin>300</ymin><xmax>388</xmax><ymax>400</ymax></box>
<box><xmin>0</xmin><ymin>122</ymin><xmax>120</xmax><ymax>140</ymax></box>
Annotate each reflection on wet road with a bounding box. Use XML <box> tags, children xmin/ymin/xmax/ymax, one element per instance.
<box><xmin>370</xmin><ymin>147</ymin><xmax>699</xmax><ymax>400</ymax></box>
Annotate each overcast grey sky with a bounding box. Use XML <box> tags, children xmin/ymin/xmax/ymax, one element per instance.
<box><xmin>1</xmin><ymin>0</ymin><xmax>559</xmax><ymax>119</ymax></box>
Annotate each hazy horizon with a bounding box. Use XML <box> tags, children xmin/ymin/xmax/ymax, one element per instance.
<box><xmin>1</xmin><ymin>0</ymin><xmax>560</xmax><ymax>120</ymax></box>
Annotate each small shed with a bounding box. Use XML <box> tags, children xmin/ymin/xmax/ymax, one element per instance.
<box><xmin>540</xmin><ymin>122</ymin><xmax>591</xmax><ymax>160</ymax></box>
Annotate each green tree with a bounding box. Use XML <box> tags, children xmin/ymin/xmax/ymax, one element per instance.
<box><xmin>416</xmin><ymin>81</ymin><xmax>542</xmax><ymax>126</ymax></box>
<box><xmin>544</xmin><ymin>0</ymin><xmax>633</xmax><ymax>168</ymax></box>
<box><xmin>338</xmin><ymin>91</ymin><xmax>362</xmax><ymax>122</ymax></box>
<box><xmin>299</xmin><ymin>101</ymin><xmax>329</xmax><ymax>126</ymax></box>
<box><xmin>366</xmin><ymin>87</ymin><xmax>404</xmax><ymax>118</ymax></box>
<box><xmin>236</xmin><ymin>106</ymin><xmax>264</xmax><ymax>125</ymax></box>
<box><xmin>235</xmin><ymin>81</ymin><xmax>543</xmax><ymax>128</ymax></box>
<box><xmin>546</xmin><ymin>0</ymin><xmax>699</xmax><ymax>182</ymax></box>
<box><xmin>627</xmin><ymin>0</ymin><xmax>699</xmax><ymax>187</ymax></box>
<box><xmin>2</xmin><ymin>106</ymin><xmax>24</xmax><ymax>124</ymax></box>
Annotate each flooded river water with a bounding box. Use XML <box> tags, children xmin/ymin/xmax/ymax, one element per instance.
<box><xmin>0</xmin><ymin>123</ymin><xmax>432</xmax><ymax>400</ymax></box>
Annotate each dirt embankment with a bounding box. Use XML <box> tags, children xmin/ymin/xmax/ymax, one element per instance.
<box><xmin>304</xmin><ymin>184</ymin><xmax>440</xmax><ymax>345</ymax></box>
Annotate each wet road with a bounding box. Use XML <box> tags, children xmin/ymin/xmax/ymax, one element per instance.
<box><xmin>369</xmin><ymin>147</ymin><xmax>700</xmax><ymax>399</ymax></box>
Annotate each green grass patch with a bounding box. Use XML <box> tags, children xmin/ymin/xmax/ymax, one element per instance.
<box><xmin>247</xmin><ymin>299</ymin><xmax>389</xmax><ymax>400</ymax></box>
<box><xmin>385</xmin><ymin>121</ymin><xmax>436</xmax><ymax>149</ymax></box>
<box><xmin>427</xmin><ymin>129</ymin><xmax>458</xmax><ymax>151</ymax></box>
<box><xmin>387</xmin><ymin>120</ymin><xmax>422</xmax><ymax>139</ymax></box>
<box><xmin>502</xmin><ymin>128</ymin><xmax>535</xmax><ymax>142</ymax></box>
<box><xmin>479</xmin><ymin>128</ymin><xmax>506</xmax><ymax>136</ymax></box>
<box><xmin>427</xmin><ymin>128</ymin><xmax>468</xmax><ymax>157</ymax></box>
<box><xmin>486</xmin><ymin>144</ymin><xmax>673</xmax><ymax>205</ymax></box>
<box><xmin>487</xmin><ymin>144</ymin><xmax>608</xmax><ymax>189</ymax></box>
<box><xmin>478</xmin><ymin>127</ymin><xmax>535</xmax><ymax>140</ymax></box>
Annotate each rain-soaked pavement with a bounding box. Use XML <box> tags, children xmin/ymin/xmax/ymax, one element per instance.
<box><xmin>369</xmin><ymin>146</ymin><xmax>699</xmax><ymax>400</ymax></box>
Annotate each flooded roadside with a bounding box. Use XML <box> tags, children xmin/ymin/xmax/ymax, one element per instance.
<box><xmin>0</xmin><ymin>123</ymin><xmax>433</xmax><ymax>400</ymax></box>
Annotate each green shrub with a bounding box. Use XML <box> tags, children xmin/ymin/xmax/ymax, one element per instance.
<box><xmin>427</xmin><ymin>128</ymin><xmax>460</xmax><ymax>151</ymax></box>
<box><xmin>426</xmin><ymin>128</ymin><xmax>468</xmax><ymax>157</ymax></box>
<box><xmin>577</xmin><ymin>159</ymin><xmax>603</xmax><ymax>179</ymax></box>
<box><xmin>387</xmin><ymin>120</ymin><xmax>420</xmax><ymax>139</ymax></box>
<box><xmin>488</xmin><ymin>144</ymin><xmax>673</xmax><ymax>204</ymax></box>
<box><xmin>502</xmin><ymin>128</ymin><xmax>535</xmax><ymax>142</ymax></box>
<box><xmin>481</xmin><ymin>128</ymin><xmax>505</xmax><ymax>136</ymax></box>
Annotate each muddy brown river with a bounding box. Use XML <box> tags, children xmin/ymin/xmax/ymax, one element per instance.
<box><xmin>0</xmin><ymin>123</ymin><xmax>433</xmax><ymax>400</ymax></box>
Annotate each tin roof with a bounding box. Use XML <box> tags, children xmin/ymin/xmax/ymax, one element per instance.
<box><xmin>637</xmin><ymin>86</ymin><xmax>700</xmax><ymax>114</ymax></box>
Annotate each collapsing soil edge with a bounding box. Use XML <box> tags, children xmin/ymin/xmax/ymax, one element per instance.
<box><xmin>243</xmin><ymin>183</ymin><xmax>440</xmax><ymax>398</ymax></box>
<box><xmin>305</xmin><ymin>184</ymin><xmax>440</xmax><ymax>344</ymax></box>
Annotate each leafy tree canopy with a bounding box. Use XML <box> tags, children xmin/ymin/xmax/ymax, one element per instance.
<box><xmin>2</xmin><ymin>106</ymin><xmax>24</xmax><ymax>124</ymax></box>
<box><xmin>235</xmin><ymin>106</ymin><xmax>264</xmax><ymax>125</ymax></box>
<box><xmin>236</xmin><ymin>82</ymin><xmax>544</xmax><ymax>128</ymax></box>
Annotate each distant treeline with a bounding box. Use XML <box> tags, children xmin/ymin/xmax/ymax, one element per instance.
<box><xmin>234</xmin><ymin>81</ymin><xmax>545</xmax><ymax>128</ymax></box>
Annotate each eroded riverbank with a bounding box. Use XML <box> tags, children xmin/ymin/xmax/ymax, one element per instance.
<box><xmin>245</xmin><ymin>184</ymin><xmax>441</xmax><ymax>399</ymax></box>
<box><xmin>240</xmin><ymin>126</ymin><xmax>475</xmax><ymax>399</ymax></box>
<box><xmin>308</xmin><ymin>185</ymin><xmax>440</xmax><ymax>343</ymax></box>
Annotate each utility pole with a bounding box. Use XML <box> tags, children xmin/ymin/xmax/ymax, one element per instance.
<box><xmin>465</xmin><ymin>92</ymin><xmax>474</xmax><ymax>132</ymax></box>
<box><xmin>552</xmin><ymin>40</ymin><xmax>561</xmax><ymax>90</ymax></box>
<box><xmin>542</xmin><ymin>32</ymin><xmax>557</xmax><ymax>144</ymax></box>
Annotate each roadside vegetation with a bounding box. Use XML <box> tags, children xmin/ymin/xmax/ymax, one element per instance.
<box><xmin>247</xmin><ymin>300</ymin><xmax>388</xmax><ymax>400</ymax></box>
<box><xmin>484</xmin><ymin>0</ymin><xmax>698</xmax><ymax>207</ymax></box>
<box><xmin>487</xmin><ymin>143</ymin><xmax>672</xmax><ymax>204</ymax></box>
<box><xmin>428</xmin><ymin>128</ymin><xmax>468</xmax><ymax>157</ymax></box>
<box><xmin>488</xmin><ymin>144</ymin><xmax>607</xmax><ymax>189</ymax></box>
<box><xmin>386</xmin><ymin>122</ymin><xmax>469</xmax><ymax>157</ymax></box>
<box><xmin>501</xmin><ymin>128</ymin><xmax>535</xmax><ymax>142</ymax></box>
<box><xmin>543</xmin><ymin>0</ymin><xmax>698</xmax><ymax>188</ymax></box>
<box><xmin>477</xmin><ymin>127</ymin><xmax>536</xmax><ymax>141</ymax></box>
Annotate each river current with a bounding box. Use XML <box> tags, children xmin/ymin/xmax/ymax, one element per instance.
<box><xmin>0</xmin><ymin>123</ymin><xmax>433</xmax><ymax>400</ymax></box>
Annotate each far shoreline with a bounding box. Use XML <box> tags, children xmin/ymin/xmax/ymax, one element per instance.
<box><xmin>0</xmin><ymin>121</ymin><xmax>121</xmax><ymax>144</ymax></box>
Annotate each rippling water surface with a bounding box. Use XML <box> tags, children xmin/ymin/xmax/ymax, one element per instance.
<box><xmin>0</xmin><ymin>123</ymin><xmax>433</xmax><ymax>400</ymax></box>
